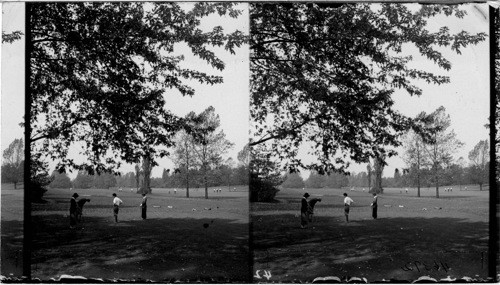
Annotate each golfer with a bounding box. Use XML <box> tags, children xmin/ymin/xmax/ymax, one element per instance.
<box><xmin>371</xmin><ymin>192</ymin><xmax>378</xmax><ymax>219</ymax></box>
<box><xmin>300</xmin><ymin>193</ymin><xmax>311</xmax><ymax>228</ymax></box>
<box><xmin>140</xmin><ymin>193</ymin><xmax>148</xmax><ymax>220</ymax></box>
<box><xmin>69</xmin><ymin>193</ymin><xmax>79</xmax><ymax>229</ymax></box>
<box><xmin>112</xmin><ymin>193</ymin><xmax>123</xmax><ymax>223</ymax></box>
<box><xmin>343</xmin><ymin>193</ymin><xmax>354</xmax><ymax>222</ymax></box>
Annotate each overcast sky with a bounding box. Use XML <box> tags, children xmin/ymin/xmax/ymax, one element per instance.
<box><xmin>1</xmin><ymin>3</ymin><xmax>492</xmax><ymax>180</ymax></box>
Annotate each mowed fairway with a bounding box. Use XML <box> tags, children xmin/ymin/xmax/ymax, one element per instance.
<box><xmin>251</xmin><ymin>186</ymin><xmax>489</xmax><ymax>282</ymax></box>
<box><xmin>31</xmin><ymin>186</ymin><xmax>250</xmax><ymax>282</ymax></box>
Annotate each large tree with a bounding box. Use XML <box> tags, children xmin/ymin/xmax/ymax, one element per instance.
<box><xmin>468</xmin><ymin>139</ymin><xmax>489</xmax><ymax>191</ymax></box>
<box><xmin>2</xmin><ymin>138</ymin><xmax>25</xmax><ymax>189</ymax></box>
<box><xmin>29</xmin><ymin>3</ymin><xmax>246</xmax><ymax>177</ymax></box>
<box><xmin>423</xmin><ymin>106</ymin><xmax>463</xmax><ymax>198</ymax></box>
<box><xmin>250</xmin><ymin>3</ymin><xmax>485</xmax><ymax>174</ymax></box>
<box><xmin>188</xmin><ymin>106</ymin><xmax>234</xmax><ymax>199</ymax></box>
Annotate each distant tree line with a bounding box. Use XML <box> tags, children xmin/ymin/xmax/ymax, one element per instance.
<box><xmin>117</xmin><ymin>165</ymin><xmax>249</xmax><ymax>189</ymax></box>
<box><xmin>47</xmin><ymin>164</ymin><xmax>248</xmax><ymax>190</ymax></box>
<box><xmin>280</xmin><ymin>157</ymin><xmax>489</xmax><ymax>191</ymax></box>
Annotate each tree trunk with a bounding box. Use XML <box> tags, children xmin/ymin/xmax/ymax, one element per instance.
<box><xmin>14</xmin><ymin>182</ymin><xmax>17</xmax><ymax>190</ymax></box>
<box><xmin>417</xmin><ymin>170</ymin><xmax>421</xmax><ymax>197</ymax></box>
<box><xmin>204</xmin><ymin>164</ymin><xmax>208</xmax><ymax>199</ymax></box>
<box><xmin>416</xmin><ymin>143</ymin><xmax>421</xmax><ymax>197</ymax></box>
<box><xmin>140</xmin><ymin>157</ymin><xmax>152</xmax><ymax>194</ymax></box>
<box><xmin>185</xmin><ymin>141</ymin><xmax>190</xmax><ymax>198</ymax></box>
<box><xmin>370</xmin><ymin>156</ymin><xmax>384</xmax><ymax>194</ymax></box>
<box><xmin>186</xmin><ymin>169</ymin><xmax>190</xmax><ymax>198</ymax></box>
<box><xmin>479</xmin><ymin>183</ymin><xmax>483</xmax><ymax>191</ymax></box>
<box><xmin>435</xmin><ymin>164</ymin><xmax>439</xmax><ymax>198</ymax></box>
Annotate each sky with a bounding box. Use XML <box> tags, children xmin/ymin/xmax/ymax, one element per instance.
<box><xmin>1</xmin><ymin>2</ymin><xmax>25</xmax><ymax>158</ymax></box>
<box><xmin>1</xmin><ymin>2</ymin><xmax>249</xmax><ymax>179</ymax></box>
<box><xmin>0</xmin><ymin>3</ymin><xmax>492</xmax><ymax>180</ymax></box>
<box><xmin>297</xmin><ymin>3</ymin><xmax>491</xmax><ymax>179</ymax></box>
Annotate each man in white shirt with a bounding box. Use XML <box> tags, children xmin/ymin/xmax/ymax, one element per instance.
<box><xmin>112</xmin><ymin>193</ymin><xmax>123</xmax><ymax>223</ymax></box>
<box><xmin>343</xmin><ymin>193</ymin><xmax>354</xmax><ymax>223</ymax></box>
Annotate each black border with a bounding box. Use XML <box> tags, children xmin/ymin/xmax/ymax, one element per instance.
<box><xmin>14</xmin><ymin>1</ymin><xmax>499</xmax><ymax>282</ymax></box>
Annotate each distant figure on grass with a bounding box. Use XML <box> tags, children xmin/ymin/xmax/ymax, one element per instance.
<box><xmin>343</xmin><ymin>193</ymin><xmax>354</xmax><ymax>223</ymax></box>
<box><xmin>70</xmin><ymin>193</ymin><xmax>79</xmax><ymax>229</ymax></box>
<box><xmin>300</xmin><ymin>192</ymin><xmax>312</xmax><ymax>229</ymax></box>
<box><xmin>140</xmin><ymin>193</ymin><xmax>148</xmax><ymax>220</ymax></box>
<box><xmin>371</xmin><ymin>193</ymin><xmax>378</xmax><ymax>219</ymax></box>
<box><xmin>76</xmin><ymin>198</ymin><xmax>91</xmax><ymax>222</ymax></box>
<box><xmin>112</xmin><ymin>193</ymin><xmax>124</xmax><ymax>223</ymax></box>
<box><xmin>307</xmin><ymin>198</ymin><xmax>322</xmax><ymax>222</ymax></box>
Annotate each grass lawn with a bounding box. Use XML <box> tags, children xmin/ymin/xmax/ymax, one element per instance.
<box><xmin>30</xmin><ymin>186</ymin><xmax>250</xmax><ymax>282</ymax></box>
<box><xmin>251</xmin><ymin>185</ymin><xmax>490</xmax><ymax>282</ymax></box>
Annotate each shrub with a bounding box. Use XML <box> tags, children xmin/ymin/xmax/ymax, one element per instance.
<box><xmin>250</xmin><ymin>176</ymin><xmax>280</xmax><ymax>202</ymax></box>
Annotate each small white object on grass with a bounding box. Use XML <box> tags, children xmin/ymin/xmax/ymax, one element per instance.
<box><xmin>153</xmin><ymin>205</ymin><xmax>160</xmax><ymax>208</ymax></box>
<box><xmin>422</xmin><ymin>208</ymin><xmax>427</xmax><ymax>211</ymax></box>
<box><xmin>167</xmin><ymin>206</ymin><xmax>173</xmax><ymax>209</ymax></box>
<box><xmin>192</xmin><ymin>208</ymin><xmax>197</xmax><ymax>211</ymax></box>
<box><xmin>399</xmin><ymin>205</ymin><xmax>404</xmax><ymax>207</ymax></box>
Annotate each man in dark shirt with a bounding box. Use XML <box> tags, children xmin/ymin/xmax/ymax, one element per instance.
<box><xmin>140</xmin><ymin>193</ymin><xmax>148</xmax><ymax>220</ymax></box>
<box><xmin>70</xmin><ymin>193</ymin><xmax>79</xmax><ymax>229</ymax></box>
<box><xmin>300</xmin><ymin>192</ymin><xmax>311</xmax><ymax>228</ymax></box>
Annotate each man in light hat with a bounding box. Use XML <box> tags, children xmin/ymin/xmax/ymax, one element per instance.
<box><xmin>70</xmin><ymin>193</ymin><xmax>79</xmax><ymax>229</ymax></box>
<box><xmin>112</xmin><ymin>193</ymin><xmax>123</xmax><ymax>223</ymax></box>
<box><xmin>300</xmin><ymin>192</ymin><xmax>311</xmax><ymax>228</ymax></box>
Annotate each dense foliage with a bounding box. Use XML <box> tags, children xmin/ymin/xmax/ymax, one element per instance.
<box><xmin>29</xmin><ymin>3</ymin><xmax>246</xmax><ymax>175</ymax></box>
<box><xmin>250</xmin><ymin>3</ymin><xmax>486</xmax><ymax>174</ymax></box>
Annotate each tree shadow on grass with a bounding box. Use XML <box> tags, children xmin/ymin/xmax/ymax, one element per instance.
<box><xmin>31</xmin><ymin>214</ymin><xmax>250</xmax><ymax>282</ymax></box>
<box><xmin>251</xmin><ymin>213</ymin><xmax>489</xmax><ymax>282</ymax></box>
<box><xmin>1</xmin><ymin>219</ymin><xmax>24</xmax><ymax>277</ymax></box>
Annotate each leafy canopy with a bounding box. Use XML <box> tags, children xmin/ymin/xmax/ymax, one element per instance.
<box><xmin>250</xmin><ymin>3</ymin><xmax>486</xmax><ymax>174</ymax></box>
<box><xmin>29</xmin><ymin>2</ymin><xmax>246</xmax><ymax>175</ymax></box>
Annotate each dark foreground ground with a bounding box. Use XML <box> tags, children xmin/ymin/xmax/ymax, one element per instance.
<box><xmin>251</xmin><ymin>186</ymin><xmax>491</xmax><ymax>282</ymax></box>
<box><xmin>1</xmin><ymin>184</ymin><xmax>24</xmax><ymax>278</ymax></box>
<box><xmin>29</xmin><ymin>186</ymin><xmax>250</xmax><ymax>282</ymax></box>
